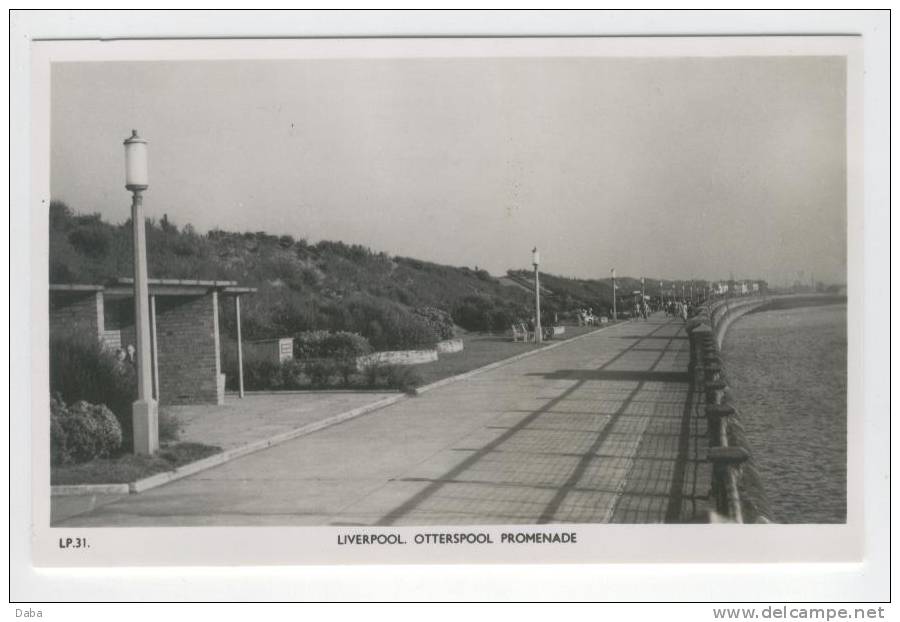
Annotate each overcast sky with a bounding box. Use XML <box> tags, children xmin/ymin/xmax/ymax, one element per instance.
<box><xmin>51</xmin><ymin>56</ymin><xmax>847</xmax><ymax>284</ymax></box>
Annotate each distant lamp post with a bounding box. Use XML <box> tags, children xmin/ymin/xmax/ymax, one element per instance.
<box><xmin>610</xmin><ymin>268</ymin><xmax>616</xmax><ymax>321</ymax></box>
<box><xmin>124</xmin><ymin>130</ymin><xmax>158</xmax><ymax>455</ymax></box>
<box><xmin>532</xmin><ymin>247</ymin><xmax>542</xmax><ymax>344</ymax></box>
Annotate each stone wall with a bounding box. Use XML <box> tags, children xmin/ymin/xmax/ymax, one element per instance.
<box><xmin>49</xmin><ymin>291</ymin><xmax>103</xmax><ymax>339</ymax></box>
<box><xmin>710</xmin><ymin>297</ymin><xmax>768</xmax><ymax>348</ymax></box>
<box><xmin>688</xmin><ymin>302</ymin><xmax>773</xmax><ymax>523</ymax></box>
<box><xmin>155</xmin><ymin>293</ymin><xmax>223</xmax><ymax>405</ymax></box>
<box><xmin>435</xmin><ymin>339</ymin><xmax>464</xmax><ymax>354</ymax></box>
<box><xmin>356</xmin><ymin>349</ymin><xmax>438</xmax><ymax>369</ymax></box>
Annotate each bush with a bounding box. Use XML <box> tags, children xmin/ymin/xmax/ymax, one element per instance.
<box><xmin>382</xmin><ymin>364</ymin><xmax>422</xmax><ymax>395</ymax></box>
<box><xmin>360</xmin><ymin>362</ymin><xmax>422</xmax><ymax>394</ymax></box>
<box><xmin>158</xmin><ymin>408</ymin><xmax>182</xmax><ymax>443</ymax></box>
<box><xmin>279</xmin><ymin>358</ymin><xmax>306</xmax><ymax>388</ymax></box>
<box><xmin>50</xmin><ymin>397</ymin><xmax>69</xmax><ymax>466</ymax></box>
<box><xmin>295</xmin><ymin>330</ymin><xmax>372</xmax><ymax>385</ymax></box>
<box><xmin>49</xmin><ymin>332</ymin><xmax>137</xmax><ymax>451</ymax></box>
<box><xmin>304</xmin><ymin>358</ymin><xmax>338</xmax><ymax>386</ymax></box>
<box><xmin>341</xmin><ymin>296</ymin><xmax>440</xmax><ymax>350</ymax></box>
<box><xmin>68</xmin><ymin>225</ymin><xmax>112</xmax><ymax>258</ymax></box>
<box><xmin>294</xmin><ymin>330</ymin><xmax>367</xmax><ymax>359</ymax></box>
<box><xmin>51</xmin><ymin>396</ymin><xmax>123</xmax><ymax>466</ymax></box>
<box><xmin>414</xmin><ymin>306</ymin><xmax>456</xmax><ymax>340</ymax></box>
<box><xmin>452</xmin><ymin>294</ymin><xmax>528</xmax><ymax>333</ymax></box>
<box><xmin>49</xmin><ymin>200</ymin><xmax>74</xmax><ymax>231</ymax></box>
<box><xmin>242</xmin><ymin>359</ymin><xmax>284</xmax><ymax>390</ymax></box>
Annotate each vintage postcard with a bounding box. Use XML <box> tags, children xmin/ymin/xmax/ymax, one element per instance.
<box><xmin>24</xmin><ymin>33</ymin><xmax>868</xmax><ymax>569</ymax></box>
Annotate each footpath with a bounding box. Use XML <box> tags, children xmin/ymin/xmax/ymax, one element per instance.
<box><xmin>54</xmin><ymin>315</ymin><xmax>709</xmax><ymax>526</ymax></box>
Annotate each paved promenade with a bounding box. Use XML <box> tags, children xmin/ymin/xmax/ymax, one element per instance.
<box><xmin>56</xmin><ymin>315</ymin><xmax>710</xmax><ymax>526</ymax></box>
<box><xmin>175</xmin><ymin>390</ymin><xmax>397</xmax><ymax>451</ymax></box>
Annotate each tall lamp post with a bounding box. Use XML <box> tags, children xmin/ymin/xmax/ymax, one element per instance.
<box><xmin>532</xmin><ymin>247</ymin><xmax>542</xmax><ymax>344</ymax></box>
<box><xmin>610</xmin><ymin>268</ymin><xmax>616</xmax><ymax>322</ymax></box>
<box><xmin>124</xmin><ymin>130</ymin><xmax>159</xmax><ymax>455</ymax></box>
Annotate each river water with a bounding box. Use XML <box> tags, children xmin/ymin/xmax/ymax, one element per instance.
<box><xmin>720</xmin><ymin>303</ymin><xmax>847</xmax><ymax>523</ymax></box>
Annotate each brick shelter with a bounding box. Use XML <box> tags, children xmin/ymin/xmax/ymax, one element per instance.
<box><xmin>50</xmin><ymin>279</ymin><xmax>255</xmax><ymax>406</ymax></box>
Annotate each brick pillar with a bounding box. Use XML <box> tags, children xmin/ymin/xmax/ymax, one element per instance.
<box><xmin>49</xmin><ymin>291</ymin><xmax>104</xmax><ymax>339</ymax></box>
<box><xmin>155</xmin><ymin>293</ymin><xmax>224</xmax><ymax>405</ymax></box>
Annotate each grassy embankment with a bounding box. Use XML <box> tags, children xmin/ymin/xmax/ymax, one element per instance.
<box><xmin>414</xmin><ymin>324</ymin><xmax>604</xmax><ymax>386</ymax></box>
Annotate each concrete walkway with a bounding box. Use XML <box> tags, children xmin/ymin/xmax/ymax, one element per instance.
<box><xmin>174</xmin><ymin>391</ymin><xmax>397</xmax><ymax>451</ymax></box>
<box><xmin>55</xmin><ymin>315</ymin><xmax>710</xmax><ymax>526</ymax></box>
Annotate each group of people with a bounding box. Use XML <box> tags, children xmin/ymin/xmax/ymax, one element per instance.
<box><xmin>626</xmin><ymin>298</ymin><xmax>694</xmax><ymax>322</ymax></box>
<box><xmin>576</xmin><ymin>308</ymin><xmax>599</xmax><ymax>326</ymax></box>
<box><xmin>517</xmin><ymin>296</ymin><xmax>694</xmax><ymax>340</ymax></box>
<box><xmin>523</xmin><ymin>315</ymin><xmax>558</xmax><ymax>341</ymax></box>
<box><xmin>631</xmin><ymin>300</ymin><xmax>652</xmax><ymax>321</ymax></box>
<box><xmin>114</xmin><ymin>344</ymin><xmax>138</xmax><ymax>368</ymax></box>
<box><xmin>663</xmin><ymin>300</ymin><xmax>690</xmax><ymax>321</ymax></box>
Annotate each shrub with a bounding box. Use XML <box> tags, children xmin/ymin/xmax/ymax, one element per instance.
<box><xmin>453</xmin><ymin>294</ymin><xmax>527</xmax><ymax>332</ymax></box>
<box><xmin>381</xmin><ymin>364</ymin><xmax>422</xmax><ymax>395</ymax></box>
<box><xmin>361</xmin><ymin>362</ymin><xmax>384</xmax><ymax>387</ymax></box>
<box><xmin>341</xmin><ymin>296</ymin><xmax>440</xmax><ymax>350</ymax></box>
<box><xmin>359</xmin><ymin>362</ymin><xmax>422</xmax><ymax>394</ymax></box>
<box><xmin>51</xmin><ymin>396</ymin><xmax>122</xmax><ymax>465</ymax></box>
<box><xmin>49</xmin><ymin>332</ymin><xmax>137</xmax><ymax>451</ymax></box>
<box><xmin>68</xmin><ymin>225</ymin><xmax>112</xmax><ymax>258</ymax></box>
<box><xmin>242</xmin><ymin>359</ymin><xmax>284</xmax><ymax>390</ymax></box>
<box><xmin>50</xmin><ymin>396</ymin><xmax>69</xmax><ymax>466</ymax></box>
<box><xmin>304</xmin><ymin>358</ymin><xmax>338</xmax><ymax>386</ymax></box>
<box><xmin>49</xmin><ymin>200</ymin><xmax>74</xmax><ymax>231</ymax></box>
<box><xmin>49</xmin><ymin>259</ymin><xmax>76</xmax><ymax>283</ymax></box>
<box><xmin>295</xmin><ymin>330</ymin><xmax>372</xmax><ymax>385</ymax></box>
<box><xmin>279</xmin><ymin>358</ymin><xmax>307</xmax><ymax>389</ymax></box>
<box><xmin>158</xmin><ymin>408</ymin><xmax>182</xmax><ymax>443</ymax></box>
<box><xmin>294</xmin><ymin>330</ymin><xmax>335</xmax><ymax>359</ymax></box>
<box><xmin>414</xmin><ymin>306</ymin><xmax>456</xmax><ymax>340</ymax></box>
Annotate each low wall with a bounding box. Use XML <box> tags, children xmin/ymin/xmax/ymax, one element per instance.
<box><xmin>687</xmin><ymin>302</ymin><xmax>773</xmax><ymax>523</ymax></box>
<box><xmin>357</xmin><ymin>338</ymin><xmax>463</xmax><ymax>368</ymax></box>
<box><xmin>709</xmin><ymin>297</ymin><xmax>769</xmax><ymax>348</ymax></box>
<box><xmin>436</xmin><ymin>339</ymin><xmax>464</xmax><ymax>354</ymax></box>
<box><xmin>356</xmin><ymin>349</ymin><xmax>439</xmax><ymax>369</ymax></box>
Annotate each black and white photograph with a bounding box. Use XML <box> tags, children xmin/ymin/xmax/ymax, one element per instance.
<box><xmin>12</xmin><ymin>15</ymin><xmax>888</xmax><ymax>591</ymax></box>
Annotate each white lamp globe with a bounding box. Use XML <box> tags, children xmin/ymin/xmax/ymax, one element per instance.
<box><xmin>124</xmin><ymin>130</ymin><xmax>149</xmax><ymax>190</ymax></box>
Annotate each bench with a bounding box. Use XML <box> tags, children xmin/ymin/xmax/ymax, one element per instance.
<box><xmin>511</xmin><ymin>323</ymin><xmax>534</xmax><ymax>342</ymax></box>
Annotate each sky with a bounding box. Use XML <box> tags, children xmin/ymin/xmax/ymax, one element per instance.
<box><xmin>51</xmin><ymin>56</ymin><xmax>847</xmax><ymax>285</ymax></box>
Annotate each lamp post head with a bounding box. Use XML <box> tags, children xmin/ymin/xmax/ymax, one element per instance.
<box><xmin>124</xmin><ymin>129</ymin><xmax>149</xmax><ymax>191</ymax></box>
<box><xmin>532</xmin><ymin>247</ymin><xmax>540</xmax><ymax>267</ymax></box>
